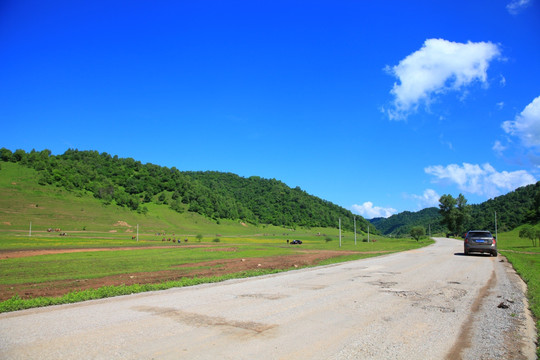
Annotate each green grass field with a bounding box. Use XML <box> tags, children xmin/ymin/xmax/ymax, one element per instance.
<box><xmin>497</xmin><ymin>228</ymin><xmax>540</xmax><ymax>356</ymax></box>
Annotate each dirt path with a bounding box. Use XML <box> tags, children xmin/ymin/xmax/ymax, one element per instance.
<box><xmin>0</xmin><ymin>238</ymin><xmax>535</xmax><ymax>359</ymax></box>
<box><xmin>0</xmin><ymin>245</ymin><xmax>211</xmax><ymax>259</ymax></box>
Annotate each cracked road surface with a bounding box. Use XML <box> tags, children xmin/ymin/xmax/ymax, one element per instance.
<box><xmin>0</xmin><ymin>238</ymin><xmax>535</xmax><ymax>359</ymax></box>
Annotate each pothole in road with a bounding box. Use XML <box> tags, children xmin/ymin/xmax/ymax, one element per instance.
<box><xmin>368</xmin><ymin>280</ymin><xmax>398</xmax><ymax>288</ymax></box>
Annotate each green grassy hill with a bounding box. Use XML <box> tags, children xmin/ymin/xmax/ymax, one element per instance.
<box><xmin>0</xmin><ymin>161</ymin><xmax>365</xmax><ymax>242</ymax></box>
<box><xmin>0</xmin><ymin>162</ymin><xmax>265</xmax><ymax>235</ymax></box>
<box><xmin>0</xmin><ymin>148</ymin><xmax>373</xmax><ymax>235</ymax></box>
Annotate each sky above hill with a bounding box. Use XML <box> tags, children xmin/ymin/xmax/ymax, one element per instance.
<box><xmin>1</xmin><ymin>1</ymin><xmax>539</xmax><ymax>219</ymax></box>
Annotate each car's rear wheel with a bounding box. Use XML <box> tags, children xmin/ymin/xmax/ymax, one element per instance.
<box><xmin>492</xmin><ymin>251</ymin><xmax>497</xmax><ymax>257</ymax></box>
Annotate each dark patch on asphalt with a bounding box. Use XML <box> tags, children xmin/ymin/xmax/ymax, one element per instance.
<box><xmin>133</xmin><ymin>306</ymin><xmax>276</xmax><ymax>335</ymax></box>
<box><xmin>237</xmin><ymin>293</ymin><xmax>288</xmax><ymax>300</ymax></box>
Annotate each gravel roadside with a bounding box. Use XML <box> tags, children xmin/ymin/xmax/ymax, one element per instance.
<box><xmin>459</xmin><ymin>255</ymin><xmax>537</xmax><ymax>360</ymax></box>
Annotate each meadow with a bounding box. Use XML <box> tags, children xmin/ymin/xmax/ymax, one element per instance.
<box><xmin>0</xmin><ymin>229</ymin><xmax>431</xmax><ymax>312</ymax></box>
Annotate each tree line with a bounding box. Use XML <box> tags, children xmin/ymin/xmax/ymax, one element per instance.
<box><xmin>0</xmin><ymin>148</ymin><xmax>372</xmax><ymax>232</ymax></box>
<box><xmin>372</xmin><ymin>182</ymin><xmax>540</xmax><ymax>236</ymax></box>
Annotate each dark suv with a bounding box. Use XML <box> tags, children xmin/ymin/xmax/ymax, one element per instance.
<box><xmin>464</xmin><ymin>230</ymin><xmax>497</xmax><ymax>256</ymax></box>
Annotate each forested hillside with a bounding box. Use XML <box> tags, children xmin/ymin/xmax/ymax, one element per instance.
<box><xmin>372</xmin><ymin>182</ymin><xmax>540</xmax><ymax>236</ymax></box>
<box><xmin>0</xmin><ymin>148</ymin><xmax>371</xmax><ymax>232</ymax></box>
<box><xmin>370</xmin><ymin>207</ymin><xmax>443</xmax><ymax>236</ymax></box>
<box><xmin>469</xmin><ymin>182</ymin><xmax>540</xmax><ymax>232</ymax></box>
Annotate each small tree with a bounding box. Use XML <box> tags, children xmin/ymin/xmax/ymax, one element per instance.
<box><xmin>410</xmin><ymin>226</ymin><xmax>425</xmax><ymax>241</ymax></box>
<box><xmin>196</xmin><ymin>234</ymin><xmax>203</xmax><ymax>242</ymax></box>
<box><xmin>519</xmin><ymin>225</ymin><xmax>537</xmax><ymax>247</ymax></box>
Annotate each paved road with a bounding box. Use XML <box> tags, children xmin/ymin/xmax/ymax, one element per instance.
<box><xmin>0</xmin><ymin>238</ymin><xmax>535</xmax><ymax>359</ymax></box>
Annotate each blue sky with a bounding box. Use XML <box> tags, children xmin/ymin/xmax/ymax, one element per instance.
<box><xmin>1</xmin><ymin>0</ymin><xmax>539</xmax><ymax>218</ymax></box>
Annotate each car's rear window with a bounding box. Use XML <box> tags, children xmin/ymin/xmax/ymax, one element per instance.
<box><xmin>469</xmin><ymin>231</ymin><xmax>492</xmax><ymax>237</ymax></box>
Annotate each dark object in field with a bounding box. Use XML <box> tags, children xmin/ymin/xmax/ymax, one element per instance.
<box><xmin>290</xmin><ymin>240</ymin><xmax>302</xmax><ymax>245</ymax></box>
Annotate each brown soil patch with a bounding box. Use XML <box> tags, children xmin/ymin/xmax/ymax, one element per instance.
<box><xmin>113</xmin><ymin>221</ymin><xmax>131</xmax><ymax>227</ymax></box>
<box><xmin>0</xmin><ymin>245</ymin><xmax>213</xmax><ymax>259</ymax></box>
<box><xmin>0</xmin><ymin>248</ymin><xmax>378</xmax><ymax>301</ymax></box>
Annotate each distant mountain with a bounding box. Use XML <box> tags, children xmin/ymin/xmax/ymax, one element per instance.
<box><xmin>371</xmin><ymin>182</ymin><xmax>540</xmax><ymax>235</ymax></box>
<box><xmin>370</xmin><ymin>207</ymin><xmax>443</xmax><ymax>236</ymax></box>
<box><xmin>0</xmin><ymin>148</ymin><xmax>373</xmax><ymax>233</ymax></box>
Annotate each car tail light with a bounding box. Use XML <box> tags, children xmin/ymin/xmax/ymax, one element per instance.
<box><xmin>492</xmin><ymin>237</ymin><xmax>496</xmax><ymax>245</ymax></box>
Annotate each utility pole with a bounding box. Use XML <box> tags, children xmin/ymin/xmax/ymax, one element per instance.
<box><xmin>354</xmin><ymin>216</ymin><xmax>357</xmax><ymax>245</ymax></box>
<box><xmin>339</xmin><ymin>218</ymin><xmax>342</xmax><ymax>248</ymax></box>
<box><xmin>495</xmin><ymin>211</ymin><xmax>498</xmax><ymax>242</ymax></box>
<box><xmin>368</xmin><ymin>225</ymin><xmax>370</xmax><ymax>243</ymax></box>
<box><xmin>29</xmin><ymin>221</ymin><xmax>32</xmax><ymax>237</ymax></box>
<box><xmin>137</xmin><ymin>224</ymin><xmax>139</xmax><ymax>242</ymax></box>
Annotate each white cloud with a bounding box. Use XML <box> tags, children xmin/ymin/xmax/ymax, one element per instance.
<box><xmin>497</xmin><ymin>101</ymin><xmax>505</xmax><ymax>110</ymax></box>
<box><xmin>493</xmin><ymin>140</ymin><xmax>507</xmax><ymax>155</ymax></box>
<box><xmin>385</xmin><ymin>38</ymin><xmax>501</xmax><ymax>120</ymax></box>
<box><xmin>502</xmin><ymin>96</ymin><xmax>540</xmax><ymax>148</ymax></box>
<box><xmin>410</xmin><ymin>189</ymin><xmax>441</xmax><ymax>208</ymax></box>
<box><xmin>507</xmin><ymin>0</ymin><xmax>532</xmax><ymax>14</ymax></box>
<box><xmin>351</xmin><ymin>202</ymin><xmax>397</xmax><ymax>219</ymax></box>
<box><xmin>425</xmin><ymin>162</ymin><xmax>536</xmax><ymax>198</ymax></box>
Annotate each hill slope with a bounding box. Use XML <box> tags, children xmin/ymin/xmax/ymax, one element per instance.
<box><xmin>0</xmin><ymin>148</ymin><xmax>372</xmax><ymax>233</ymax></box>
<box><xmin>371</xmin><ymin>182</ymin><xmax>540</xmax><ymax>236</ymax></box>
